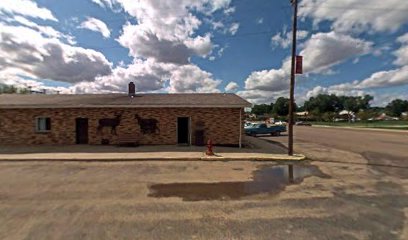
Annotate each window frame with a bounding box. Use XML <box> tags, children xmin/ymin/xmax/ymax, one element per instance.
<box><xmin>35</xmin><ymin>116</ymin><xmax>51</xmax><ymax>133</ymax></box>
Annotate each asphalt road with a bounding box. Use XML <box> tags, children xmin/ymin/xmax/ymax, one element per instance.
<box><xmin>298</xmin><ymin>126</ymin><xmax>407</xmax><ymax>161</ymax></box>
<box><xmin>0</xmin><ymin>127</ymin><xmax>407</xmax><ymax>240</ymax></box>
<box><xmin>264</xmin><ymin>126</ymin><xmax>408</xmax><ymax>168</ymax></box>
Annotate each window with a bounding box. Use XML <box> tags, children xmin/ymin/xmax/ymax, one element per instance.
<box><xmin>35</xmin><ymin>117</ymin><xmax>51</xmax><ymax>132</ymax></box>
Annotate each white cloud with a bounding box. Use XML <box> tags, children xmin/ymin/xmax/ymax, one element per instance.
<box><xmin>168</xmin><ymin>64</ymin><xmax>221</xmax><ymax>93</ymax></box>
<box><xmin>79</xmin><ymin>17</ymin><xmax>111</xmax><ymax>38</ymax></box>
<box><xmin>299</xmin><ymin>32</ymin><xmax>372</xmax><ymax>74</ymax></box>
<box><xmin>397</xmin><ymin>33</ymin><xmax>408</xmax><ymax>43</ymax></box>
<box><xmin>244</xmin><ymin>31</ymin><xmax>372</xmax><ymax>99</ymax></box>
<box><xmin>305</xmin><ymin>85</ymin><xmax>326</xmax><ymax>99</ymax></box>
<box><xmin>0</xmin><ymin>23</ymin><xmax>112</xmax><ymax>84</ymax></box>
<box><xmin>305</xmin><ymin>85</ymin><xmax>366</xmax><ymax>99</ymax></box>
<box><xmin>71</xmin><ymin>59</ymin><xmax>169</xmax><ymax>93</ymax></box>
<box><xmin>0</xmin><ymin>70</ymin><xmax>72</xmax><ymax>94</ymax></box>
<box><xmin>370</xmin><ymin>92</ymin><xmax>408</xmax><ymax>107</ymax></box>
<box><xmin>228</xmin><ymin>22</ymin><xmax>239</xmax><ymax>35</ymax></box>
<box><xmin>217</xmin><ymin>46</ymin><xmax>226</xmax><ymax>57</ymax></box>
<box><xmin>115</xmin><ymin>0</ymin><xmax>233</xmax><ymax>65</ymax></box>
<box><xmin>357</xmin><ymin>66</ymin><xmax>408</xmax><ymax>89</ymax></box>
<box><xmin>322</xmin><ymin>33</ymin><xmax>408</xmax><ymax>90</ymax></box>
<box><xmin>223</xmin><ymin>6</ymin><xmax>235</xmax><ymax>15</ymax></box>
<box><xmin>257</xmin><ymin>18</ymin><xmax>264</xmax><ymax>24</ymax></box>
<box><xmin>184</xmin><ymin>34</ymin><xmax>213</xmax><ymax>57</ymax></box>
<box><xmin>91</xmin><ymin>0</ymin><xmax>115</xmax><ymax>8</ymax></box>
<box><xmin>118</xmin><ymin>24</ymin><xmax>210</xmax><ymax>64</ymax></box>
<box><xmin>211</xmin><ymin>0</ymin><xmax>232</xmax><ymax>12</ymax></box>
<box><xmin>356</xmin><ymin>33</ymin><xmax>408</xmax><ymax>88</ymax></box>
<box><xmin>244</xmin><ymin>68</ymin><xmax>289</xmax><ymax>92</ymax></box>
<box><xmin>271</xmin><ymin>30</ymin><xmax>309</xmax><ymax>49</ymax></box>
<box><xmin>0</xmin><ymin>0</ymin><xmax>229</xmax><ymax>94</ymax></box>
<box><xmin>237</xmin><ymin>89</ymin><xmax>289</xmax><ymax>104</ymax></box>
<box><xmin>225</xmin><ymin>81</ymin><xmax>239</xmax><ymax>92</ymax></box>
<box><xmin>71</xmin><ymin>59</ymin><xmax>222</xmax><ymax>94</ymax></box>
<box><xmin>0</xmin><ymin>0</ymin><xmax>57</xmax><ymax>21</ymax></box>
<box><xmin>210</xmin><ymin>20</ymin><xmax>224</xmax><ymax>30</ymax></box>
<box><xmin>393</xmin><ymin>33</ymin><xmax>408</xmax><ymax>66</ymax></box>
<box><xmin>299</xmin><ymin>0</ymin><xmax>408</xmax><ymax>33</ymax></box>
<box><xmin>4</xmin><ymin>15</ymin><xmax>73</xmax><ymax>43</ymax></box>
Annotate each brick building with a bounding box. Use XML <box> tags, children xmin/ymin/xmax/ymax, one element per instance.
<box><xmin>0</xmin><ymin>91</ymin><xmax>251</xmax><ymax>146</ymax></box>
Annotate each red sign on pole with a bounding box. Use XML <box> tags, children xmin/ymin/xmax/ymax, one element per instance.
<box><xmin>295</xmin><ymin>55</ymin><xmax>303</xmax><ymax>74</ymax></box>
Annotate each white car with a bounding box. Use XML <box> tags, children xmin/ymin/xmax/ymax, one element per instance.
<box><xmin>274</xmin><ymin>121</ymin><xmax>287</xmax><ymax>126</ymax></box>
<box><xmin>244</xmin><ymin>122</ymin><xmax>255</xmax><ymax>128</ymax></box>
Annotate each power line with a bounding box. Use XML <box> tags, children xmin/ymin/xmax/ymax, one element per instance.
<box><xmin>295</xmin><ymin>5</ymin><xmax>408</xmax><ymax>12</ymax></box>
<box><xmin>86</xmin><ymin>4</ymin><xmax>408</xmax><ymax>25</ymax></box>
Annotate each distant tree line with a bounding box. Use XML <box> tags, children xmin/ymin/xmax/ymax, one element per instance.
<box><xmin>251</xmin><ymin>94</ymin><xmax>408</xmax><ymax>121</ymax></box>
<box><xmin>251</xmin><ymin>97</ymin><xmax>297</xmax><ymax>117</ymax></box>
<box><xmin>0</xmin><ymin>84</ymin><xmax>30</xmax><ymax>94</ymax></box>
<box><xmin>385</xmin><ymin>99</ymin><xmax>408</xmax><ymax>117</ymax></box>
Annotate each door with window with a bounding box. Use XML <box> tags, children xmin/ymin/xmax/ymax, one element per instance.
<box><xmin>75</xmin><ymin>118</ymin><xmax>88</xmax><ymax>144</ymax></box>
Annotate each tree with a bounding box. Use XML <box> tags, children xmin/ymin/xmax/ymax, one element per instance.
<box><xmin>251</xmin><ymin>103</ymin><xmax>274</xmax><ymax>116</ymax></box>
<box><xmin>356</xmin><ymin>109</ymin><xmax>376</xmax><ymax>121</ymax></box>
<box><xmin>360</xmin><ymin>95</ymin><xmax>374</xmax><ymax>110</ymax></box>
<box><xmin>304</xmin><ymin>94</ymin><xmax>341</xmax><ymax>120</ymax></box>
<box><xmin>297</xmin><ymin>105</ymin><xmax>305</xmax><ymax>112</ymax></box>
<box><xmin>340</xmin><ymin>95</ymin><xmax>373</xmax><ymax>113</ymax></box>
<box><xmin>0</xmin><ymin>84</ymin><xmax>18</xmax><ymax>94</ymax></box>
<box><xmin>304</xmin><ymin>94</ymin><xmax>342</xmax><ymax>113</ymax></box>
<box><xmin>322</xmin><ymin>111</ymin><xmax>336</xmax><ymax>122</ymax></box>
<box><xmin>272</xmin><ymin>97</ymin><xmax>296</xmax><ymax>116</ymax></box>
<box><xmin>385</xmin><ymin>99</ymin><xmax>408</xmax><ymax>117</ymax></box>
<box><xmin>0</xmin><ymin>84</ymin><xmax>30</xmax><ymax>94</ymax></box>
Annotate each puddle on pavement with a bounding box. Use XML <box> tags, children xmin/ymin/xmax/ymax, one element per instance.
<box><xmin>148</xmin><ymin>164</ymin><xmax>329</xmax><ymax>201</ymax></box>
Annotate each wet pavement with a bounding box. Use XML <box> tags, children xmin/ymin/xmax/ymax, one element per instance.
<box><xmin>149</xmin><ymin>163</ymin><xmax>329</xmax><ymax>201</ymax></box>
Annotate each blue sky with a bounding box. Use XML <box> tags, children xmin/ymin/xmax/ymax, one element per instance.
<box><xmin>1</xmin><ymin>0</ymin><xmax>408</xmax><ymax>106</ymax></box>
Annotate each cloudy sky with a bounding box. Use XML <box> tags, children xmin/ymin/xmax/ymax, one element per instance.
<box><xmin>1</xmin><ymin>0</ymin><xmax>408</xmax><ymax>106</ymax></box>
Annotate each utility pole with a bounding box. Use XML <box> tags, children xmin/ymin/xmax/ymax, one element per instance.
<box><xmin>288</xmin><ymin>0</ymin><xmax>298</xmax><ymax>156</ymax></box>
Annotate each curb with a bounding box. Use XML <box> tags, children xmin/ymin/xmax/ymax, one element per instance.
<box><xmin>0</xmin><ymin>154</ymin><xmax>306</xmax><ymax>162</ymax></box>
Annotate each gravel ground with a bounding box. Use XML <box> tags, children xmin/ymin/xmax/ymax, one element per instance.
<box><xmin>0</xmin><ymin>127</ymin><xmax>407</xmax><ymax>239</ymax></box>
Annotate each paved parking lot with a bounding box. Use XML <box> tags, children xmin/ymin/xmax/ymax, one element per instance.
<box><xmin>0</xmin><ymin>127</ymin><xmax>407</xmax><ymax>239</ymax></box>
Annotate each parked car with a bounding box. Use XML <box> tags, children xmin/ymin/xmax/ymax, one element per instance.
<box><xmin>295</xmin><ymin>121</ymin><xmax>312</xmax><ymax>126</ymax></box>
<box><xmin>274</xmin><ymin>120</ymin><xmax>287</xmax><ymax>126</ymax></box>
<box><xmin>245</xmin><ymin>123</ymin><xmax>286</xmax><ymax>137</ymax></box>
<box><xmin>244</xmin><ymin>122</ymin><xmax>255</xmax><ymax>128</ymax></box>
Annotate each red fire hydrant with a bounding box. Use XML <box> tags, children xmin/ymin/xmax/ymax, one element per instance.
<box><xmin>206</xmin><ymin>139</ymin><xmax>215</xmax><ymax>156</ymax></box>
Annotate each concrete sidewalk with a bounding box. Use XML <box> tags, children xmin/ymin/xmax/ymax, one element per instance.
<box><xmin>0</xmin><ymin>136</ymin><xmax>305</xmax><ymax>161</ymax></box>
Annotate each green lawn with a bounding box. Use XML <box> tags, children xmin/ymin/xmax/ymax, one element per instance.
<box><xmin>311</xmin><ymin>121</ymin><xmax>408</xmax><ymax>130</ymax></box>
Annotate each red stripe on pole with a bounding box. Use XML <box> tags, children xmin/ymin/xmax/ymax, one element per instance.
<box><xmin>295</xmin><ymin>55</ymin><xmax>303</xmax><ymax>74</ymax></box>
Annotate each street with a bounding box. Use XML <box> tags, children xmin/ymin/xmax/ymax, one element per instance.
<box><xmin>280</xmin><ymin>126</ymin><xmax>408</xmax><ymax>164</ymax></box>
<box><xmin>263</xmin><ymin>126</ymin><xmax>408</xmax><ymax>176</ymax></box>
<box><xmin>0</xmin><ymin>127</ymin><xmax>407</xmax><ymax>239</ymax></box>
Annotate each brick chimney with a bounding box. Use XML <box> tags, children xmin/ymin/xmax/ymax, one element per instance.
<box><xmin>128</xmin><ymin>82</ymin><xmax>135</xmax><ymax>96</ymax></box>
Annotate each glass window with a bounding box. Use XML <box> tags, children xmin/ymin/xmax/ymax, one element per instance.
<box><xmin>36</xmin><ymin>117</ymin><xmax>51</xmax><ymax>132</ymax></box>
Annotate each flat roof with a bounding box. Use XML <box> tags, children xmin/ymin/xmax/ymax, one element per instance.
<box><xmin>0</xmin><ymin>93</ymin><xmax>252</xmax><ymax>109</ymax></box>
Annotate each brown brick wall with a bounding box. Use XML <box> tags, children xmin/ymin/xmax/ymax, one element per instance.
<box><xmin>0</xmin><ymin>108</ymin><xmax>244</xmax><ymax>145</ymax></box>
